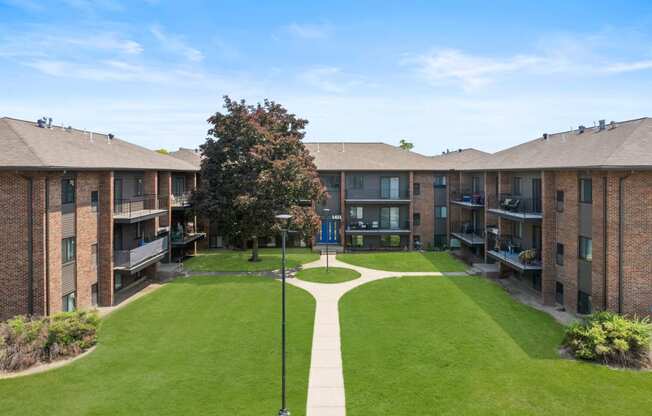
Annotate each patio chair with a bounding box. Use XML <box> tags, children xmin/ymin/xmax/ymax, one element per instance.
<box><xmin>500</xmin><ymin>198</ymin><xmax>521</xmax><ymax>212</ymax></box>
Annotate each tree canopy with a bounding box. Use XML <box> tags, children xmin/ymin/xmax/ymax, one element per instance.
<box><xmin>399</xmin><ymin>139</ymin><xmax>414</xmax><ymax>151</ymax></box>
<box><xmin>194</xmin><ymin>96</ymin><xmax>325</xmax><ymax>261</ymax></box>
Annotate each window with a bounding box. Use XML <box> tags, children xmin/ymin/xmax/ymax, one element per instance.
<box><xmin>413</xmin><ymin>182</ymin><xmax>421</xmax><ymax>196</ymax></box>
<box><xmin>114</xmin><ymin>273</ymin><xmax>123</xmax><ymax>291</ymax></box>
<box><xmin>62</xmin><ymin>292</ymin><xmax>76</xmax><ymax>312</ymax></box>
<box><xmin>512</xmin><ymin>177</ymin><xmax>522</xmax><ymax>195</ymax></box>
<box><xmin>413</xmin><ymin>235</ymin><xmax>421</xmax><ymax>249</ymax></box>
<box><xmin>351</xmin><ymin>175</ymin><xmax>364</xmax><ymax>189</ymax></box>
<box><xmin>579</xmin><ymin>178</ymin><xmax>592</xmax><ymax>203</ymax></box>
<box><xmin>556</xmin><ymin>243</ymin><xmax>564</xmax><ymax>265</ymax></box>
<box><xmin>322</xmin><ymin>175</ymin><xmax>339</xmax><ymax>189</ymax></box>
<box><xmin>349</xmin><ymin>206</ymin><xmax>363</xmax><ymax>220</ymax></box>
<box><xmin>556</xmin><ymin>190</ymin><xmax>564</xmax><ymax>212</ymax></box>
<box><xmin>91</xmin><ymin>243</ymin><xmax>98</xmax><ymax>269</ymax></box>
<box><xmin>135</xmin><ymin>178</ymin><xmax>144</xmax><ymax>196</ymax></box>
<box><xmin>579</xmin><ymin>237</ymin><xmax>592</xmax><ymax>261</ymax></box>
<box><xmin>62</xmin><ymin>237</ymin><xmax>76</xmax><ymax>264</ymax></box>
<box><xmin>91</xmin><ymin>191</ymin><xmax>99</xmax><ymax>212</ymax></box>
<box><xmin>513</xmin><ymin>222</ymin><xmax>523</xmax><ymax>239</ymax></box>
<box><xmin>555</xmin><ymin>282</ymin><xmax>564</xmax><ymax>305</ymax></box>
<box><xmin>381</xmin><ymin>177</ymin><xmax>400</xmax><ymax>199</ymax></box>
<box><xmin>435</xmin><ymin>206</ymin><xmax>447</xmax><ymax>218</ymax></box>
<box><xmin>413</xmin><ymin>213</ymin><xmax>421</xmax><ymax>226</ymax></box>
<box><xmin>472</xmin><ymin>176</ymin><xmax>481</xmax><ymax>193</ymax></box>
<box><xmin>381</xmin><ymin>235</ymin><xmax>401</xmax><ymax>247</ymax></box>
<box><xmin>61</xmin><ymin>178</ymin><xmax>75</xmax><ymax>204</ymax></box>
<box><xmin>91</xmin><ymin>284</ymin><xmax>98</xmax><ymax>306</ymax></box>
<box><xmin>380</xmin><ymin>207</ymin><xmax>400</xmax><ymax>229</ymax></box>
<box><xmin>172</xmin><ymin>176</ymin><xmax>186</xmax><ymax>196</ymax></box>
<box><xmin>434</xmin><ymin>175</ymin><xmax>447</xmax><ymax>187</ymax></box>
<box><xmin>577</xmin><ymin>291</ymin><xmax>592</xmax><ymax>314</ymax></box>
<box><xmin>352</xmin><ymin>235</ymin><xmax>363</xmax><ymax>247</ymax></box>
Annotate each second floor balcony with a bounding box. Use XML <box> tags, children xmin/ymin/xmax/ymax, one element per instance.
<box><xmin>114</xmin><ymin>195</ymin><xmax>169</xmax><ymax>223</ymax></box>
<box><xmin>345</xmin><ymin>219</ymin><xmax>410</xmax><ymax>234</ymax></box>
<box><xmin>487</xmin><ymin>234</ymin><xmax>542</xmax><ymax>271</ymax></box>
<box><xmin>487</xmin><ymin>193</ymin><xmax>542</xmax><ymax>222</ymax></box>
<box><xmin>450</xmin><ymin>190</ymin><xmax>485</xmax><ymax>208</ymax></box>
<box><xmin>345</xmin><ymin>189</ymin><xmax>410</xmax><ymax>203</ymax></box>
<box><xmin>450</xmin><ymin>222</ymin><xmax>485</xmax><ymax>246</ymax></box>
<box><xmin>171</xmin><ymin>192</ymin><xmax>193</xmax><ymax>209</ymax></box>
<box><xmin>114</xmin><ymin>235</ymin><xmax>168</xmax><ymax>271</ymax></box>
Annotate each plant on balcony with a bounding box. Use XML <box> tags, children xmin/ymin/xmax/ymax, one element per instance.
<box><xmin>194</xmin><ymin>96</ymin><xmax>326</xmax><ymax>262</ymax></box>
<box><xmin>518</xmin><ymin>248</ymin><xmax>537</xmax><ymax>264</ymax></box>
<box><xmin>0</xmin><ymin>310</ymin><xmax>99</xmax><ymax>372</ymax></box>
<box><xmin>563</xmin><ymin>312</ymin><xmax>651</xmax><ymax>369</ymax></box>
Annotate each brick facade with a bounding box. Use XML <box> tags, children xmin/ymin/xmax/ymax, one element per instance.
<box><xmin>412</xmin><ymin>172</ymin><xmax>436</xmax><ymax>249</ymax></box>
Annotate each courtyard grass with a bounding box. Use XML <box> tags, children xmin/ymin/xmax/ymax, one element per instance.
<box><xmin>295</xmin><ymin>267</ymin><xmax>361</xmax><ymax>283</ymax></box>
<box><xmin>184</xmin><ymin>247</ymin><xmax>319</xmax><ymax>272</ymax></box>
<box><xmin>339</xmin><ymin>276</ymin><xmax>652</xmax><ymax>415</ymax></box>
<box><xmin>337</xmin><ymin>251</ymin><xmax>467</xmax><ymax>272</ymax></box>
<box><xmin>0</xmin><ymin>276</ymin><xmax>315</xmax><ymax>416</ymax></box>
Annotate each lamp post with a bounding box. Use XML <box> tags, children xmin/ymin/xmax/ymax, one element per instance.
<box><xmin>275</xmin><ymin>213</ymin><xmax>292</xmax><ymax>416</ymax></box>
<box><xmin>322</xmin><ymin>208</ymin><xmax>331</xmax><ymax>272</ymax></box>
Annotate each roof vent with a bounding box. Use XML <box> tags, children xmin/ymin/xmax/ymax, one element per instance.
<box><xmin>578</xmin><ymin>125</ymin><xmax>585</xmax><ymax>134</ymax></box>
<box><xmin>458</xmin><ymin>148</ymin><xmax>462</xmax><ymax>152</ymax></box>
<box><xmin>598</xmin><ymin>119</ymin><xmax>606</xmax><ymax>131</ymax></box>
<box><xmin>108</xmin><ymin>133</ymin><xmax>115</xmax><ymax>140</ymax></box>
<box><xmin>543</xmin><ymin>133</ymin><xmax>548</xmax><ymax>140</ymax></box>
<box><xmin>37</xmin><ymin>117</ymin><xmax>47</xmax><ymax>128</ymax></box>
<box><xmin>47</xmin><ymin>118</ymin><xmax>52</xmax><ymax>128</ymax></box>
<box><xmin>609</xmin><ymin>120</ymin><xmax>616</xmax><ymax>130</ymax></box>
<box><xmin>65</xmin><ymin>126</ymin><xmax>72</xmax><ymax>132</ymax></box>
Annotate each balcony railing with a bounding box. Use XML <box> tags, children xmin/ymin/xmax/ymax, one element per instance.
<box><xmin>114</xmin><ymin>236</ymin><xmax>168</xmax><ymax>269</ymax></box>
<box><xmin>171</xmin><ymin>192</ymin><xmax>192</xmax><ymax>208</ymax></box>
<box><xmin>450</xmin><ymin>190</ymin><xmax>484</xmax><ymax>207</ymax></box>
<box><xmin>487</xmin><ymin>193</ymin><xmax>542</xmax><ymax>220</ymax></box>
<box><xmin>346</xmin><ymin>219</ymin><xmax>410</xmax><ymax>231</ymax></box>
<box><xmin>486</xmin><ymin>234</ymin><xmax>541</xmax><ymax>270</ymax></box>
<box><xmin>450</xmin><ymin>222</ymin><xmax>485</xmax><ymax>245</ymax></box>
<box><xmin>114</xmin><ymin>194</ymin><xmax>169</xmax><ymax>220</ymax></box>
<box><xmin>345</xmin><ymin>189</ymin><xmax>410</xmax><ymax>200</ymax></box>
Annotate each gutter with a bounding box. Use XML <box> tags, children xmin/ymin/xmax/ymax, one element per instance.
<box><xmin>45</xmin><ymin>177</ymin><xmax>50</xmax><ymax>315</ymax></box>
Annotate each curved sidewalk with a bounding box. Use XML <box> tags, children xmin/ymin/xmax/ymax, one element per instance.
<box><xmin>288</xmin><ymin>254</ymin><xmax>465</xmax><ymax>416</ymax></box>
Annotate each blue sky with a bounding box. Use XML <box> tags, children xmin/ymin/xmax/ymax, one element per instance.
<box><xmin>2</xmin><ymin>1</ymin><xmax>652</xmax><ymax>154</ymax></box>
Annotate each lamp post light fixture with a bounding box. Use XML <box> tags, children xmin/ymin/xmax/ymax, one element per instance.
<box><xmin>322</xmin><ymin>208</ymin><xmax>331</xmax><ymax>271</ymax></box>
<box><xmin>275</xmin><ymin>213</ymin><xmax>292</xmax><ymax>416</ymax></box>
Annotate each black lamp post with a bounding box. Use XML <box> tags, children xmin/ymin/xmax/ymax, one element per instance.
<box><xmin>275</xmin><ymin>213</ymin><xmax>292</xmax><ymax>416</ymax></box>
<box><xmin>322</xmin><ymin>208</ymin><xmax>331</xmax><ymax>271</ymax></box>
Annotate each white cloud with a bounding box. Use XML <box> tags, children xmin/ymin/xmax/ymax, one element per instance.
<box><xmin>0</xmin><ymin>30</ymin><xmax>143</xmax><ymax>57</ymax></box>
<box><xmin>604</xmin><ymin>60</ymin><xmax>652</xmax><ymax>73</ymax></box>
<box><xmin>150</xmin><ymin>25</ymin><xmax>204</xmax><ymax>62</ymax></box>
<box><xmin>285</xmin><ymin>22</ymin><xmax>332</xmax><ymax>40</ymax></box>
<box><xmin>298</xmin><ymin>66</ymin><xmax>368</xmax><ymax>94</ymax></box>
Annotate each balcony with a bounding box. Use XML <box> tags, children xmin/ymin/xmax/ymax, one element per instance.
<box><xmin>487</xmin><ymin>193</ymin><xmax>542</xmax><ymax>222</ymax></box>
<box><xmin>114</xmin><ymin>236</ymin><xmax>168</xmax><ymax>272</ymax></box>
<box><xmin>345</xmin><ymin>219</ymin><xmax>410</xmax><ymax>234</ymax></box>
<box><xmin>345</xmin><ymin>189</ymin><xmax>410</xmax><ymax>203</ymax></box>
<box><xmin>114</xmin><ymin>195</ymin><xmax>169</xmax><ymax>223</ymax></box>
<box><xmin>487</xmin><ymin>235</ymin><xmax>541</xmax><ymax>271</ymax></box>
<box><xmin>171</xmin><ymin>192</ymin><xmax>193</xmax><ymax>209</ymax></box>
<box><xmin>450</xmin><ymin>222</ymin><xmax>485</xmax><ymax>246</ymax></box>
<box><xmin>450</xmin><ymin>190</ymin><xmax>484</xmax><ymax>209</ymax></box>
<box><xmin>171</xmin><ymin>232</ymin><xmax>206</xmax><ymax>246</ymax></box>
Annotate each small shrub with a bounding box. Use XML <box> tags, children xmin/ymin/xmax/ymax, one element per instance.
<box><xmin>0</xmin><ymin>310</ymin><xmax>99</xmax><ymax>372</ymax></box>
<box><xmin>564</xmin><ymin>311</ymin><xmax>651</xmax><ymax>368</ymax></box>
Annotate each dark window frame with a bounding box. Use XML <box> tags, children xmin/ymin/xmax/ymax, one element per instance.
<box><xmin>556</xmin><ymin>243</ymin><xmax>564</xmax><ymax>265</ymax></box>
<box><xmin>381</xmin><ymin>234</ymin><xmax>401</xmax><ymax>247</ymax></box>
<box><xmin>135</xmin><ymin>177</ymin><xmax>144</xmax><ymax>197</ymax></box>
<box><xmin>413</xmin><ymin>212</ymin><xmax>421</xmax><ymax>226</ymax></box>
<box><xmin>434</xmin><ymin>175</ymin><xmax>447</xmax><ymax>187</ymax></box>
<box><xmin>413</xmin><ymin>182</ymin><xmax>421</xmax><ymax>196</ymax></box>
<box><xmin>62</xmin><ymin>292</ymin><xmax>76</xmax><ymax>312</ymax></box>
<box><xmin>512</xmin><ymin>177</ymin><xmax>522</xmax><ymax>196</ymax></box>
<box><xmin>351</xmin><ymin>175</ymin><xmax>364</xmax><ymax>189</ymax></box>
<box><xmin>91</xmin><ymin>190</ymin><xmax>99</xmax><ymax>212</ymax></box>
<box><xmin>556</xmin><ymin>190</ymin><xmax>564</xmax><ymax>212</ymax></box>
<box><xmin>579</xmin><ymin>178</ymin><xmax>592</xmax><ymax>203</ymax></box>
<box><xmin>62</xmin><ymin>237</ymin><xmax>76</xmax><ymax>264</ymax></box>
<box><xmin>61</xmin><ymin>178</ymin><xmax>75</xmax><ymax>205</ymax></box>
<box><xmin>578</xmin><ymin>236</ymin><xmax>593</xmax><ymax>261</ymax></box>
<box><xmin>435</xmin><ymin>206</ymin><xmax>447</xmax><ymax>218</ymax></box>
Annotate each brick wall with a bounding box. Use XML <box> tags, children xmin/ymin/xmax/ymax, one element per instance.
<box><xmin>412</xmin><ymin>172</ymin><xmax>436</xmax><ymax>248</ymax></box>
<box><xmin>75</xmin><ymin>172</ymin><xmax>100</xmax><ymax>310</ymax></box>
<box><xmin>98</xmin><ymin>171</ymin><xmax>114</xmax><ymax>306</ymax></box>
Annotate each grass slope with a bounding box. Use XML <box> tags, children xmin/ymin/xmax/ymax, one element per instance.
<box><xmin>184</xmin><ymin>248</ymin><xmax>319</xmax><ymax>272</ymax></box>
<box><xmin>0</xmin><ymin>276</ymin><xmax>315</xmax><ymax>416</ymax></box>
<box><xmin>340</xmin><ymin>276</ymin><xmax>652</xmax><ymax>415</ymax></box>
<box><xmin>337</xmin><ymin>251</ymin><xmax>467</xmax><ymax>272</ymax></box>
<box><xmin>295</xmin><ymin>267</ymin><xmax>361</xmax><ymax>283</ymax></box>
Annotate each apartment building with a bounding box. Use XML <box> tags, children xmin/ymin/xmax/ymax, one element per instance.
<box><xmin>0</xmin><ymin>117</ymin><xmax>200</xmax><ymax>321</ymax></box>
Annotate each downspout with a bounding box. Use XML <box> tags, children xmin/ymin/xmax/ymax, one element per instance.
<box><xmin>45</xmin><ymin>177</ymin><xmax>50</xmax><ymax>315</ymax></box>
<box><xmin>602</xmin><ymin>176</ymin><xmax>607</xmax><ymax>311</ymax></box>
<box><xmin>27</xmin><ymin>177</ymin><xmax>34</xmax><ymax>315</ymax></box>
<box><xmin>618</xmin><ymin>171</ymin><xmax>633</xmax><ymax>314</ymax></box>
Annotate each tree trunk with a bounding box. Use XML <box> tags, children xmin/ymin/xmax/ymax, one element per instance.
<box><xmin>249</xmin><ymin>236</ymin><xmax>260</xmax><ymax>262</ymax></box>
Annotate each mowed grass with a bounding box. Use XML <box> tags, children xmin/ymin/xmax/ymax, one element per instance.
<box><xmin>184</xmin><ymin>247</ymin><xmax>319</xmax><ymax>272</ymax></box>
<box><xmin>340</xmin><ymin>276</ymin><xmax>652</xmax><ymax>415</ymax></box>
<box><xmin>0</xmin><ymin>276</ymin><xmax>315</xmax><ymax>416</ymax></box>
<box><xmin>337</xmin><ymin>251</ymin><xmax>467</xmax><ymax>272</ymax></box>
<box><xmin>295</xmin><ymin>267</ymin><xmax>361</xmax><ymax>284</ymax></box>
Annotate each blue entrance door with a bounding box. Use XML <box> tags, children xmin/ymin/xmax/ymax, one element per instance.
<box><xmin>319</xmin><ymin>219</ymin><xmax>340</xmax><ymax>244</ymax></box>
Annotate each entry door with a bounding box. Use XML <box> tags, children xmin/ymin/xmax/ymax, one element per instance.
<box><xmin>532</xmin><ymin>178</ymin><xmax>542</xmax><ymax>212</ymax></box>
<box><xmin>320</xmin><ymin>219</ymin><xmax>340</xmax><ymax>244</ymax></box>
<box><xmin>114</xmin><ymin>178</ymin><xmax>123</xmax><ymax>213</ymax></box>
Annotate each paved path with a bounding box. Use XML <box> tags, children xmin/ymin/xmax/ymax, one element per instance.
<box><xmin>288</xmin><ymin>254</ymin><xmax>466</xmax><ymax>416</ymax></box>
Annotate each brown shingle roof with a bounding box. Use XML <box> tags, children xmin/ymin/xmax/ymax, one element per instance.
<box><xmin>0</xmin><ymin>117</ymin><xmax>198</xmax><ymax>171</ymax></box>
<box><xmin>170</xmin><ymin>148</ymin><xmax>201</xmax><ymax>168</ymax></box>
<box><xmin>481</xmin><ymin>118</ymin><xmax>652</xmax><ymax>171</ymax></box>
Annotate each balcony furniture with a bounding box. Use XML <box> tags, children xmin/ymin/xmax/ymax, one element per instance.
<box><xmin>500</xmin><ymin>198</ymin><xmax>521</xmax><ymax>212</ymax></box>
<box><xmin>472</xmin><ymin>193</ymin><xmax>484</xmax><ymax>205</ymax></box>
<box><xmin>372</xmin><ymin>221</ymin><xmax>379</xmax><ymax>229</ymax></box>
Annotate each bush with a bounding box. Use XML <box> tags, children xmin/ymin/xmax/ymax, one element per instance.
<box><xmin>564</xmin><ymin>311</ymin><xmax>651</xmax><ymax>368</ymax></box>
<box><xmin>0</xmin><ymin>310</ymin><xmax>99</xmax><ymax>372</ymax></box>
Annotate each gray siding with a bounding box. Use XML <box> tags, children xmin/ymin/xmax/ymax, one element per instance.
<box><xmin>578</xmin><ymin>259</ymin><xmax>592</xmax><ymax>293</ymax></box>
<box><xmin>579</xmin><ymin>202</ymin><xmax>592</xmax><ymax>237</ymax></box>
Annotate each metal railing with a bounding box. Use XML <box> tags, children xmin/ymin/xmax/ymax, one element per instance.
<box><xmin>114</xmin><ymin>194</ymin><xmax>168</xmax><ymax>217</ymax></box>
<box><xmin>450</xmin><ymin>189</ymin><xmax>485</xmax><ymax>205</ymax></box>
<box><xmin>346</xmin><ymin>219</ymin><xmax>410</xmax><ymax>230</ymax></box>
<box><xmin>487</xmin><ymin>193</ymin><xmax>542</xmax><ymax>216</ymax></box>
<box><xmin>171</xmin><ymin>192</ymin><xmax>192</xmax><ymax>207</ymax></box>
<box><xmin>450</xmin><ymin>222</ymin><xmax>485</xmax><ymax>238</ymax></box>
<box><xmin>345</xmin><ymin>189</ymin><xmax>410</xmax><ymax>200</ymax></box>
<box><xmin>487</xmin><ymin>234</ymin><xmax>541</xmax><ymax>267</ymax></box>
<box><xmin>114</xmin><ymin>236</ymin><xmax>168</xmax><ymax>269</ymax></box>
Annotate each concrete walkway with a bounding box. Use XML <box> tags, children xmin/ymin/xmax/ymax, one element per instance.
<box><xmin>288</xmin><ymin>254</ymin><xmax>465</xmax><ymax>416</ymax></box>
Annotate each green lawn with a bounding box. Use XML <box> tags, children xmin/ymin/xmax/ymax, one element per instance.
<box><xmin>295</xmin><ymin>267</ymin><xmax>361</xmax><ymax>283</ymax></box>
<box><xmin>184</xmin><ymin>248</ymin><xmax>319</xmax><ymax>272</ymax></box>
<box><xmin>339</xmin><ymin>276</ymin><xmax>652</xmax><ymax>415</ymax></box>
<box><xmin>0</xmin><ymin>276</ymin><xmax>315</xmax><ymax>416</ymax></box>
<box><xmin>337</xmin><ymin>251</ymin><xmax>467</xmax><ymax>272</ymax></box>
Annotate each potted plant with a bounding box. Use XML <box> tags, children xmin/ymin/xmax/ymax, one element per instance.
<box><xmin>518</xmin><ymin>249</ymin><xmax>537</xmax><ymax>264</ymax></box>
